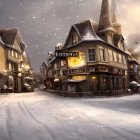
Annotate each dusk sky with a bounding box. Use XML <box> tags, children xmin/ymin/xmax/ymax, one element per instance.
<box><xmin>0</xmin><ymin>0</ymin><xmax>140</xmax><ymax>72</ymax></box>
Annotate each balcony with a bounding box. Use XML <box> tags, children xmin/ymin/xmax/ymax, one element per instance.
<box><xmin>8</xmin><ymin>55</ymin><xmax>22</xmax><ymax>64</ymax></box>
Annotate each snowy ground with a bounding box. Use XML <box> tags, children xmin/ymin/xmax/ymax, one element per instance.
<box><xmin>0</xmin><ymin>89</ymin><xmax>140</xmax><ymax>140</ymax></box>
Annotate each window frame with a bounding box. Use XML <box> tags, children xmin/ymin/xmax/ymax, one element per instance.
<box><xmin>88</xmin><ymin>49</ymin><xmax>96</xmax><ymax>62</ymax></box>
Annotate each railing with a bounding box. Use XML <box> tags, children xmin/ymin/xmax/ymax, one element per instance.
<box><xmin>51</xmin><ymin>90</ymin><xmax>132</xmax><ymax>97</ymax></box>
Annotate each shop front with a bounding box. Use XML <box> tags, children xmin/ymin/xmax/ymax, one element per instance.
<box><xmin>61</xmin><ymin>66</ymin><xmax>127</xmax><ymax>97</ymax></box>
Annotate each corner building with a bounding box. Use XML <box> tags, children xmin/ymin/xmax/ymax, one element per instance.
<box><xmin>61</xmin><ymin>0</ymin><xmax>129</xmax><ymax>96</ymax></box>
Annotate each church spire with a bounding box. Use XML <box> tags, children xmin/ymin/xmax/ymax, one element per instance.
<box><xmin>111</xmin><ymin>0</ymin><xmax>118</xmax><ymax>23</ymax></box>
<box><xmin>98</xmin><ymin>0</ymin><xmax>114</xmax><ymax>32</ymax></box>
<box><xmin>111</xmin><ymin>0</ymin><xmax>122</xmax><ymax>34</ymax></box>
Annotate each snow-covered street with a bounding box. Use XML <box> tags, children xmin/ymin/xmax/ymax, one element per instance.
<box><xmin>0</xmin><ymin>89</ymin><xmax>140</xmax><ymax>140</ymax></box>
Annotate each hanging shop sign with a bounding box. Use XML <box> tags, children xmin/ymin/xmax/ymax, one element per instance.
<box><xmin>55</xmin><ymin>50</ymin><xmax>79</xmax><ymax>58</ymax></box>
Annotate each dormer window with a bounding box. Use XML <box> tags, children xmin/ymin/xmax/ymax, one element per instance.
<box><xmin>72</xmin><ymin>33</ymin><xmax>79</xmax><ymax>45</ymax></box>
<box><xmin>118</xmin><ymin>40</ymin><xmax>124</xmax><ymax>51</ymax></box>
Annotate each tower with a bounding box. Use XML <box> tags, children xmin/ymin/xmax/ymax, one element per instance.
<box><xmin>111</xmin><ymin>0</ymin><xmax>122</xmax><ymax>35</ymax></box>
<box><xmin>98</xmin><ymin>0</ymin><xmax>115</xmax><ymax>45</ymax></box>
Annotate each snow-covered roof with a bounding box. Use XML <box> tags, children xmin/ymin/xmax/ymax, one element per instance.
<box><xmin>73</xmin><ymin>19</ymin><xmax>101</xmax><ymax>41</ymax></box>
<box><xmin>98</xmin><ymin>27</ymin><xmax>115</xmax><ymax>33</ymax></box>
<box><xmin>43</xmin><ymin>60</ymin><xmax>48</xmax><ymax>67</ymax></box>
<box><xmin>0</xmin><ymin>28</ymin><xmax>18</xmax><ymax>45</ymax></box>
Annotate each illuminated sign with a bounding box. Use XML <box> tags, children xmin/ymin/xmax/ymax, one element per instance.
<box><xmin>55</xmin><ymin>50</ymin><xmax>79</xmax><ymax>58</ymax></box>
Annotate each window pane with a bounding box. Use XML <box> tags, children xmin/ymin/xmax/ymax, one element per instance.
<box><xmin>88</xmin><ymin>49</ymin><xmax>95</xmax><ymax>61</ymax></box>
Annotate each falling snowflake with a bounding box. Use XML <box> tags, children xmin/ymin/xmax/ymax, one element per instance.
<box><xmin>50</xmin><ymin>1</ymin><xmax>54</xmax><ymax>5</ymax></box>
<box><xmin>9</xmin><ymin>17</ymin><xmax>14</xmax><ymax>20</ymax></box>
<box><xmin>20</xmin><ymin>21</ymin><xmax>24</xmax><ymax>24</ymax></box>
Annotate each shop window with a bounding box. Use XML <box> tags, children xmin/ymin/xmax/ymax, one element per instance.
<box><xmin>88</xmin><ymin>49</ymin><xmax>95</xmax><ymax>62</ymax></box>
<box><xmin>99</xmin><ymin>48</ymin><xmax>105</xmax><ymax>62</ymax></box>
<box><xmin>101</xmin><ymin>76</ymin><xmax>109</xmax><ymax>90</ymax></box>
<box><xmin>68</xmin><ymin>84</ymin><xmax>76</xmax><ymax>92</ymax></box>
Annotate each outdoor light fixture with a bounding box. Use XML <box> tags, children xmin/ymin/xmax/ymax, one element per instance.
<box><xmin>92</xmin><ymin>76</ymin><xmax>96</xmax><ymax>80</ymax></box>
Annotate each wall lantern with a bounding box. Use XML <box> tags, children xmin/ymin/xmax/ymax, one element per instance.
<box><xmin>92</xmin><ymin>76</ymin><xmax>96</xmax><ymax>80</ymax></box>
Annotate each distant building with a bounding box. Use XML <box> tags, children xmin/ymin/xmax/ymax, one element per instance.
<box><xmin>128</xmin><ymin>53</ymin><xmax>140</xmax><ymax>93</ymax></box>
<box><xmin>0</xmin><ymin>28</ymin><xmax>33</xmax><ymax>93</ymax></box>
<box><xmin>40</xmin><ymin>60</ymin><xmax>48</xmax><ymax>83</ymax></box>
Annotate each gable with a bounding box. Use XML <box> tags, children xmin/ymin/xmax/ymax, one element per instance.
<box><xmin>0</xmin><ymin>28</ymin><xmax>18</xmax><ymax>45</ymax></box>
<box><xmin>64</xmin><ymin>20</ymin><xmax>101</xmax><ymax>49</ymax></box>
<box><xmin>64</xmin><ymin>27</ymin><xmax>81</xmax><ymax>48</ymax></box>
<box><xmin>13</xmin><ymin>33</ymin><xmax>23</xmax><ymax>53</ymax></box>
<box><xmin>41</xmin><ymin>61</ymin><xmax>48</xmax><ymax>68</ymax></box>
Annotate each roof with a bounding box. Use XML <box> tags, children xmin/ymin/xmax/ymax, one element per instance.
<box><xmin>64</xmin><ymin>19</ymin><xmax>102</xmax><ymax>48</ymax></box>
<box><xmin>73</xmin><ymin>19</ymin><xmax>101</xmax><ymax>41</ymax></box>
<box><xmin>128</xmin><ymin>58</ymin><xmax>140</xmax><ymax>64</ymax></box>
<box><xmin>43</xmin><ymin>60</ymin><xmax>48</xmax><ymax>66</ymax></box>
<box><xmin>41</xmin><ymin>60</ymin><xmax>48</xmax><ymax>67</ymax></box>
<box><xmin>0</xmin><ymin>28</ymin><xmax>18</xmax><ymax>45</ymax></box>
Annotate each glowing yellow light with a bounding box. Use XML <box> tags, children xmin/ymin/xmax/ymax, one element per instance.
<box><xmin>25</xmin><ymin>65</ymin><xmax>30</xmax><ymax>70</ymax></box>
<box><xmin>68</xmin><ymin>51</ymin><xmax>86</xmax><ymax>68</ymax></box>
<box><xmin>92</xmin><ymin>76</ymin><xmax>96</xmax><ymax>80</ymax></box>
<box><xmin>72</xmin><ymin>76</ymin><xmax>86</xmax><ymax>81</ymax></box>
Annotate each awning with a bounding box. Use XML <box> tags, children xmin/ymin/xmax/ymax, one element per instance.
<box><xmin>54</xmin><ymin>78</ymin><xmax>59</xmax><ymax>82</ymax></box>
<box><xmin>0</xmin><ymin>71</ymin><xmax>7</xmax><ymax>76</ymax></box>
<box><xmin>25</xmin><ymin>77</ymin><xmax>33</xmax><ymax>80</ymax></box>
<box><xmin>136</xmin><ymin>84</ymin><xmax>140</xmax><ymax>87</ymax></box>
<box><xmin>129</xmin><ymin>81</ymin><xmax>140</xmax><ymax>87</ymax></box>
<box><xmin>24</xmin><ymin>83</ymin><xmax>30</xmax><ymax>87</ymax></box>
<box><xmin>62</xmin><ymin>79</ymin><xmax>85</xmax><ymax>83</ymax></box>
